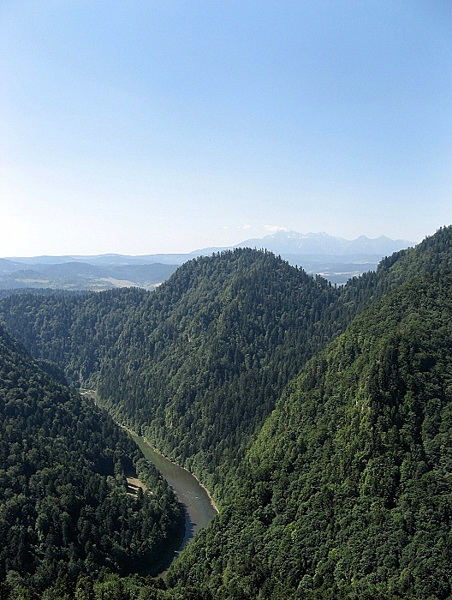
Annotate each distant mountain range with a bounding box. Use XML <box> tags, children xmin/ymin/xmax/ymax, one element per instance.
<box><xmin>236</xmin><ymin>230</ymin><xmax>413</xmax><ymax>257</ymax></box>
<box><xmin>0</xmin><ymin>232</ymin><xmax>414</xmax><ymax>290</ymax></box>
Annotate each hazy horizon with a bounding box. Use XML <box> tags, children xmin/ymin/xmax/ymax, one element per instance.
<box><xmin>1</xmin><ymin>229</ymin><xmax>418</xmax><ymax>261</ymax></box>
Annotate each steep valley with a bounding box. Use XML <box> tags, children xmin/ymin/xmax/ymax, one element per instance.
<box><xmin>0</xmin><ymin>227</ymin><xmax>451</xmax><ymax>598</ymax></box>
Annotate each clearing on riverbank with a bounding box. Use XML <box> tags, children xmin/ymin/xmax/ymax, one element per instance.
<box><xmin>126</xmin><ymin>475</ymin><xmax>151</xmax><ymax>497</ymax></box>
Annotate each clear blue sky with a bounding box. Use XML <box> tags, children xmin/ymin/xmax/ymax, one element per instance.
<box><xmin>1</xmin><ymin>0</ymin><xmax>451</xmax><ymax>256</ymax></box>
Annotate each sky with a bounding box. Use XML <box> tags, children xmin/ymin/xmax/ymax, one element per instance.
<box><xmin>1</xmin><ymin>0</ymin><xmax>451</xmax><ymax>256</ymax></box>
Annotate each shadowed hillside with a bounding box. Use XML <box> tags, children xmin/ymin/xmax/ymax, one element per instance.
<box><xmin>0</xmin><ymin>324</ymin><xmax>183</xmax><ymax>596</ymax></box>
<box><xmin>167</xmin><ymin>231</ymin><xmax>452</xmax><ymax>599</ymax></box>
<box><xmin>0</xmin><ymin>227</ymin><xmax>451</xmax><ymax>598</ymax></box>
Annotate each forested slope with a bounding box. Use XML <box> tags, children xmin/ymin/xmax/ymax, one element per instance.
<box><xmin>0</xmin><ymin>250</ymin><xmax>341</xmax><ymax>498</ymax></box>
<box><xmin>95</xmin><ymin>249</ymin><xmax>340</xmax><ymax>497</ymax></box>
<box><xmin>0</xmin><ymin>324</ymin><xmax>183</xmax><ymax>597</ymax></box>
<box><xmin>337</xmin><ymin>225</ymin><xmax>452</xmax><ymax>314</ymax></box>
<box><xmin>2</xmin><ymin>230</ymin><xmax>450</xmax><ymax>501</ymax></box>
<box><xmin>0</xmin><ymin>287</ymin><xmax>148</xmax><ymax>387</ymax></box>
<box><xmin>0</xmin><ymin>227</ymin><xmax>451</xmax><ymax>599</ymax></box>
<box><xmin>167</xmin><ymin>261</ymin><xmax>452</xmax><ymax>598</ymax></box>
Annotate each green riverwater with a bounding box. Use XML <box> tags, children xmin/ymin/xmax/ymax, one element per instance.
<box><xmin>130</xmin><ymin>433</ymin><xmax>218</xmax><ymax>550</ymax></box>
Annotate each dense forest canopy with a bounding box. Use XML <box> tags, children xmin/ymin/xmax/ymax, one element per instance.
<box><xmin>0</xmin><ymin>324</ymin><xmax>183</xmax><ymax>598</ymax></box>
<box><xmin>169</xmin><ymin>270</ymin><xmax>452</xmax><ymax>599</ymax></box>
<box><xmin>0</xmin><ymin>250</ymin><xmax>342</xmax><ymax>498</ymax></box>
<box><xmin>0</xmin><ymin>226</ymin><xmax>451</xmax><ymax>598</ymax></box>
<box><xmin>0</xmin><ymin>287</ymin><xmax>149</xmax><ymax>387</ymax></box>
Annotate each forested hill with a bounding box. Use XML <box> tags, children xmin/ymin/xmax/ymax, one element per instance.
<box><xmin>0</xmin><ymin>323</ymin><xmax>183</xmax><ymax>596</ymax></box>
<box><xmin>1</xmin><ymin>232</ymin><xmax>450</xmax><ymax>500</ymax></box>
<box><xmin>337</xmin><ymin>225</ymin><xmax>452</xmax><ymax>313</ymax></box>
<box><xmin>168</xmin><ymin>240</ymin><xmax>452</xmax><ymax>599</ymax></box>
<box><xmin>0</xmin><ymin>227</ymin><xmax>451</xmax><ymax>598</ymax></box>
<box><xmin>0</xmin><ymin>287</ymin><xmax>149</xmax><ymax>387</ymax></box>
<box><xmin>0</xmin><ymin>249</ymin><xmax>341</xmax><ymax>498</ymax></box>
<box><xmin>96</xmin><ymin>249</ymin><xmax>341</xmax><ymax>495</ymax></box>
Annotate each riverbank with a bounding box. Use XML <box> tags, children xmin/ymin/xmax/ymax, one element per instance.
<box><xmin>83</xmin><ymin>392</ymin><xmax>218</xmax><ymax>560</ymax></box>
<box><xmin>124</xmin><ymin>428</ymin><xmax>218</xmax><ymax>549</ymax></box>
<box><xmin>122</xmin><ymin>426</ymin><xmax>218</xmax><ymax>512</ymax></box>
<box><xmin>140</xmin><ymin>435</ymin><xmax>219</xmax><ymax>516</ymax></box>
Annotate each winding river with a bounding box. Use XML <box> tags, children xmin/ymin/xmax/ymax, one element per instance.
<box><xmin>84</xmin><ymin>390</ymin><xmax>218</xmax><ymax>554</ymax></box>
<box><xmin>129</xmin><ymin>433</ymin><xmax>218</xmax><ymax>551</ymax></box>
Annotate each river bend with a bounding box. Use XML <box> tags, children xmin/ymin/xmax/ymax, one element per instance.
<box><xmin>130</xmin><ymin>433</ymin><xmax>218</xmax><ymax>551</ymax></box>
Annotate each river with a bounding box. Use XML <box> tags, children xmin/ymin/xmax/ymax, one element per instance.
<box><xmin>129</xmin><ymin>432</ymin><xmax>218</xmax><ymax>551</ymax></box>
<box><xmin>83</xmin><ymin>390</ymin><xmax>218</xmax><ymax>562</ymax></box>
